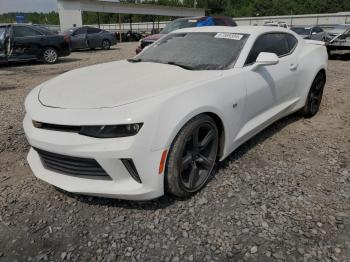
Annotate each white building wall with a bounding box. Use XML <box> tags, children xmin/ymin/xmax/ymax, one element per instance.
<box><xmin>58</xmin><ymin>0</ymin><xmax>83</xmax><ymax>31</ymax></box>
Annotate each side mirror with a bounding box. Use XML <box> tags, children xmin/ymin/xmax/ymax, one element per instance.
<box><xmin>312</xmin><ymin>32</ymin><xmax>317</xmax><ymax>35</ymax></box>
<box><xmin>252</xmin><ymin>52</ymin><xmax>279</xmax><ymax>70</ymax></box>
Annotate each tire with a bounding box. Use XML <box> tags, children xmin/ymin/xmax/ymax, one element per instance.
<box><xmin>42</xmin><ymin>47</ymin><xmax>58</xmax><ymax>64</ymax></box>
<box><xmin>101</xmin><ymin>39</ymin><xmax>111</xmax><ymax>50</ymax></box>
<box><xmin>302</xmin><ymin>71</ymin><xmax>326</xmax><ymax>118</ymax></box>
<box><xmin>165</xmin><ymin>115</ymin><xmax>219</xmax><ymax>198</ymax></box>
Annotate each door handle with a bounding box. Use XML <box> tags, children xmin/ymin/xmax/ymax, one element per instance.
<box><xmin>290</xmin><ymin>63</ymin><xmax>298</xmax><ymax>71</ymax></box>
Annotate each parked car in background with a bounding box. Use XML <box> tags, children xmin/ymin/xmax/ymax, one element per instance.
<box><xmin>264</xmin><ymin>21</ymin><xmax>289</xmax><ymax>28</ymax></box>
<box><xmin>290</xmin><ymin>26</ymin><xmax>326</xmax><ymax>41</ymax></box>
<box><xmin>0</xmin><ymin>24</ymin><xmax>70</xmax><ymax>64</ymax></box>
<box><xmin>64</xmin><ymin>26</ymin><xmax>117</xmax><ymax>51</ymax></box>
<box><xmin>24</xmin><ymin>26</ymin><xmax>327</xmax><ymax>200</ymax></box>
<box><xmin>326</xmin><ymin>24</ymin><xmax>350</xmax><ymax>38</ymax></box>
<box><xmin>136</xmin><ymin>16</ymin><xmax>237</xmax><ymax>54</ymax></box>
<box><xmin>326</xmin><ymin>26</ymin><xmax>350</xmax><ymax>55</ymax></box>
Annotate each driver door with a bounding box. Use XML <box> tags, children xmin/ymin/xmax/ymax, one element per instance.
<box><xmin>236</xmin><ymin>33</ymin><xmax>299</xmax><ymax>143</ymax></box>
<box><xmin>86</xmin><ymin>27</ymin><xmax>101</xmax><ymax>48</ymax></box>
<box><xmin>70</xmin><ymin>27</ymin><xmax>88</xmax><ymax>49</ymax></box>
<box><xmin>0</xmin><ymin>25</ymin><xmax>13</xmax><ymax>62</ymax></box>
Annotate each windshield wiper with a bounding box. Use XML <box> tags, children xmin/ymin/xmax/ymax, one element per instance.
<box><xmin>166</xmin><ymin>61</ymin><xmax>194</xmax><ymax>70</ymax></box>
<box><xmin>127</xmin><ymin>58</ymin><xmax>142</xmax><ymax>63</ymax></box>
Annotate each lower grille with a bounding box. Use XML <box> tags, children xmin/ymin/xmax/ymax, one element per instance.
<box><xmin>35</xmin><ymin>148</ymin><xmax>109</xmax><ymax>178</ymax></box>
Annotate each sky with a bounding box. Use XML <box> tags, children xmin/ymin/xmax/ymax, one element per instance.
<box><xmin>0</xmin><ymin>0</ymin><xmax>58</xmax><ymax>14</ymax></box>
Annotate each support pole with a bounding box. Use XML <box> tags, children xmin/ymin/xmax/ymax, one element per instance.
<box><xmin>119</xmin><ymin>14</ymin><xmax>122</xmax><ymax>43</ymax></box>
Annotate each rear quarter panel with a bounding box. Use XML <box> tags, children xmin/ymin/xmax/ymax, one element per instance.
<box><xmin>46</xmin><ymin>35</ymin><xmax>70</xmax><ymax>57</ymax></box>
<box><xmin>294</xmin><ymin>40</ymin><xmax>328</xmax><ymax>109</ymax></box>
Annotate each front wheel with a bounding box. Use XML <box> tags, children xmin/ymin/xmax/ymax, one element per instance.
<box><xmin>42</xmin><ymin>47</ymin><xmax>58</xmax><ymax>64</ymax></box>
<box><xmin>302</xmin><ymin>71</ymin><xmax>326</xmax><ymax>118</ymax></box>
<box><xmin>165</xmin><ymin>115</ymin><xmax>219</xmax><ymax>198</ymax></box>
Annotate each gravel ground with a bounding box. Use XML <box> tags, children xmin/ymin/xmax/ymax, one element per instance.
<box><xmin>0</xmin><ymin>44</ymin><xmax>349</xmax><ymax>262</ymax></box>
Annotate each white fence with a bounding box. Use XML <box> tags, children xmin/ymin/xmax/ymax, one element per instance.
<box><xmin>235</xmin><ymin>12</ymin><xmax>350</xmax><ymax>29</ymax></box>
<box><xmin>88</xmin><ymin>21</ymin><xmax>169</xmax><ymax>33</ymax></box>
<box><xmin>44</xmin><ymin>21</ymin><xmax>169</xmax><ymax>33</ymax></box>
<box><xmin>43</xmin><ymin>11</ymin><xmax>350</xmax><ymax>33</ymax></box>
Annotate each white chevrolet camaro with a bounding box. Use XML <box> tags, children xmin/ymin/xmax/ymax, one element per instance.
<box><xmin>24</xmin><ymin>26</ymin><xmax>328</xmax><ymax>200</ymax></box>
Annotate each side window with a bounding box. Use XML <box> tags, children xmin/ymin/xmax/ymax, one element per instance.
<box><xmin>13</xmin><ymin>26</ymin><xmax>43</xmax><ymax>37</ymax></box>
<box><xmin>224</xmin><ymin>18</ymin><xmax>237</xmax><ymax>26</ymax></box>
<box><xmin>314</xmin><ymin>27</ymin><xmax>323</xmax><ymax>33</ymax></box>
<box><xmin>286</xmin><ymin>34</ymin><xmax>298</xmax><ymax>51</ymax></box>
<box><xmin>74</xmin><ymin>27</ymin><xmax>87</xmax><ymax>35</ymax></box>
<box><xmin>245</xmin><ymin>33</ymin><xmax>291</xmax><ymax>65</ymax></box>
<box><xmin>245</xmin><ymin>33</ymin><xmax>290</xmax><ymax>65</ymax></box>
<box><xmin>87</xmin><ymin>27</ymin><xmax>101</xmax><ymax>34</ymax></box>
<box><xmin>213</xmin><ymin>18</ymin><xmax>226</xmax><ymax>26</ymax></box>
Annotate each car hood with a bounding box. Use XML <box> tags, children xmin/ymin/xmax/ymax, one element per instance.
<box><xmin>38</xmin><ymin>60</ymin><xmax>222</xmax><ymax>109</ymax></box>
<box><xmin>142</xmin><ymin>34</ymin><xmax>164</xmax><ymax>42</ymax></box>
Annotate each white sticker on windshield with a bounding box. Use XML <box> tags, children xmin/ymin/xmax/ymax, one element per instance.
<box><xmin>188</xmin><ymin>20</ymin><xmax>198</xmax><ymax>23</ymax></box>
<box><xmin>214</xmin><ymin>33</ymin><xmax>243</xmax><ymax>40</ymax></box>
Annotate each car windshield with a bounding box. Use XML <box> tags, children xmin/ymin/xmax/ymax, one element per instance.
<box><xmin>160</xmin><ymin>19</ymin><xmax>199</xmax><ymax>34</ymax></box>
<box><xmin>291</xmin><ymin>27</ymin><xmax>311</xmax><ymax>35</ymax></box>
<box><xmin>133</xmin><ymin>32</ymin><xmax>249</xmax><ymax>70</ymax></box>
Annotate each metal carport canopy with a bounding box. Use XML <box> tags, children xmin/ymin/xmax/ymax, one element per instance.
<box><xmin>58</xmin><ymin>0</ymin><xmax>205</xmax><ymax>31</ymax></box>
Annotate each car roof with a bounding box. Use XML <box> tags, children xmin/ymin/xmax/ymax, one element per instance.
<box><xmin>172</xmin><ymin>26</ymin><xmax>295</xmax><ymax>36</ymax></box>
<box><xmin>291</xmin><ymin>26</ymin><xmax>314</xmax><ymax>29</ymax></box>
<box><xmin>174</xmin><ymin>16</ymin><xmax>233</xmax><ymax>21</ymax></box>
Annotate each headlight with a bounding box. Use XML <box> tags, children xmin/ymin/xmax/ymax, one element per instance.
<box><xmin>79</xmin><ymin>123</ymin><xmax>143</xmax><ymax>138</ymax></box>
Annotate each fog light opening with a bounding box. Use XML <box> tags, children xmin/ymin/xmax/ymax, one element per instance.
<box><xmin>121</xmin><ymin>159</ymin><xmax>142</xmax><ymax>184</ymax></box>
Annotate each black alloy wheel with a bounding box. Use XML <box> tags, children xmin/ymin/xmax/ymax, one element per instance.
<box><xmin>166</xmin><ymin>115</ymin><xmax>219</xmax><ymax>198</ymax></box>
<box><xmin>302</xmin><ymin>71</ymin><xmax>326</xmax><ymax>118</ymax></box>
<box><xmin>101</xmin><ymin>39</ymin><xmax>111</xmax><ymax>50</ymax></box>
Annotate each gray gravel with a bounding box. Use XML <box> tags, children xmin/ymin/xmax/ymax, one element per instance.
<box><xmin>0</xmin><ymin>44</ymin><xmax>349</xmax><ymax>262</ymax></box>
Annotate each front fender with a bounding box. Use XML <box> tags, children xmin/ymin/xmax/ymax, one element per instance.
<box><xmin>149</xmin><ymin>72</ymin><xmax>247</xmax><ymax>160</ymax></box>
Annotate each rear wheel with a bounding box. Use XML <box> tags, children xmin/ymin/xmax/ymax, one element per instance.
<box><xmin>302</xmin><ymin>71</ymin><xmax>326</xmax><ymax>118</ymax></box>
<box><xmin>165</xmin><ymin>115</ymin><xmax>219</xmax><ymax>198</ymax></box>
<box><xmin>42</xmin><ymin>47</ymin><xmax>58</xmax><ymax>64</ymax></box>
<box><xmin>101</xmin><ymin>39</ymin><xmax>111</xmax><ymax>50</ymax></box>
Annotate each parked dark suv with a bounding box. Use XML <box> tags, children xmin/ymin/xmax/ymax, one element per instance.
<box><xmin>0</xmin><ymin>24</ymin><xmax>70</xmax><ymax>64</ymax></box>
<box><xmin>136</xmin><ymin>16</ymin><xmax>237</xmax><ymax>54</ymax></box>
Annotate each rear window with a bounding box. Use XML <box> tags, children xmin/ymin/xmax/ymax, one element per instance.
<box><xmin>87</xmin><ymin>27</ymin><xmax>101</xmax><ymax>34</ymax></box>
<box><xmin>13</xmin><ymin>26</ymin><xmax>43</xmax><ymax>37</ymax></box>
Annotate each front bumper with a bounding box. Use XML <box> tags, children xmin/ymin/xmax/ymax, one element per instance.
<box><xmin>58</xmin><ymin>43</ymin><xmax>71</xmax><ymax>57</ymax></box>
<box><xmin>23</xmin><ymin>114</ymin><xmax>165</xmax><ymax>200</ymax></box>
